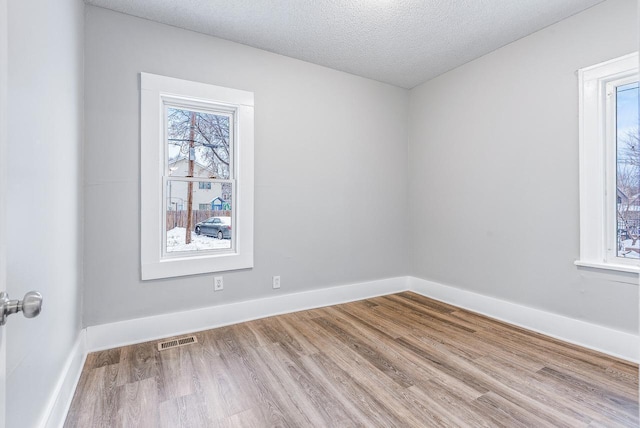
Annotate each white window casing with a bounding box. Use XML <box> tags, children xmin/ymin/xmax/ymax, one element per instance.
<box><xmin>140</xmin><ymin>73</ymin><xmax>254</xmax><ymax>280</ymax></box>
<box><xmin>576</xmin><ymin>52</ymin><xmax>638</xmax><ymax>273</ymax></box>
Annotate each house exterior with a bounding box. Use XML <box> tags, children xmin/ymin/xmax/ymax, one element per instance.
<box><xmin>167</xmin><ymin>157</ymin><xmax>232</xmax><ymax>211</ymax></box>
<box><xmin>617</xmin><ymin>188</ymin><xmax>629</xmax><ymax>205</ymax></box>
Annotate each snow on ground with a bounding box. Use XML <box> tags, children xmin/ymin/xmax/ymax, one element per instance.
<box><xmin>167</xmin><ymin>227</ymin><xmax>231</xmax><ymax>252</ymax></box>
<box><xmin>619</xmin><ymin>239</ymin><xmax>640</xmax><ymax>258</ymax></box>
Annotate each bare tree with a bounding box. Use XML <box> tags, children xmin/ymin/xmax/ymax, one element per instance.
<box><xmin>168</xmin><ymin>109</ymin><xmax>230</xmax><ymax>178</ymax></box>
<box><xmin>617</xmin><ymin>128</ymin><xmax>640</xmax><ymax>247</ymax></box>
<box><xmin>167</xmin><ymin>108</ymin><xmax>231</xmax><ymax>244</ymax></box>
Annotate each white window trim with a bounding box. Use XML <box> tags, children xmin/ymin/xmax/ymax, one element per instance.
<box><xmin>576</xmin><ymin>52</ymin><xmax>639</xmax><ymax>274</ymax></box>
<box><xmin>140</xmin><ymin>73</ymin><xmax>254</xmax><ymax>280</ymax></box>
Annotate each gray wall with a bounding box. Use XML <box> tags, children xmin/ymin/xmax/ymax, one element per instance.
<box><xmin>83</xmin><ymin>6</ymin><xmax>409</xmax><ymax>326</ymax></box>
<box><xmin>408</xmin><ymin>0</ymin><xmax>638</xmax><ymax>334</ymax></box>
<box><xmin>6</xmin><ymin>0</ymin><xmax>84</xmax><ymax>426</ymax></box>
<box><xmin>85</xmin><ymin>0</ymin><xmax>638</xmax><ymax>335</ymax></box>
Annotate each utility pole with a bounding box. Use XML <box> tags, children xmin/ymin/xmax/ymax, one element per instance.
<box><xmin>185</xmin><ymin>111</ymin><xmax>196</xmax><ymax>244</ymax></box>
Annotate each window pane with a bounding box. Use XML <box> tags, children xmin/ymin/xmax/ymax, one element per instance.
<box><xmin>166</xmin><ymin>180</ymin><xmax>233</xmax><ymax>253</ymax></box>
<box><xmin>167</xmin><ymin>107</ymin><xmax>232</xmax><ymax>179</ymax></box>
<box><xmin>616</xmin><ymin>81</ymin><xmax>639</xmax><ymax>258</ymax></box>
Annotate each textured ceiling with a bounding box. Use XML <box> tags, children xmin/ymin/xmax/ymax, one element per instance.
<box><xmin>86</xmin><ymin>0</ymin><xmax>604</xmax><ymax>88</ymax></box>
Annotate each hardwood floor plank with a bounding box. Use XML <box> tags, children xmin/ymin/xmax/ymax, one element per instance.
<box><xmin>190</xmin><ymin>352</ymin><xmax>249</xmax><ymax>421</ymax></box>
<box><xmin>116</xmin><ymin>342</ymin><xmax>156</xmax><ymax>386</ymax></box>
<box><xmin>473</xmin><ymin>391</ymin><xmax>558</xmax><ymax>428</ymax></box>
<box><xmin>368</xmin><ymin>299</ymin><xmax>482</xmax><ymax>347</ymax></box>
<box><xmin>291</xmin><ymin>320</ymin><xmax>445</xmax><ymax>426</ymax></box>
<box><xmin>65</xmin><ymin>293</ymin><xmax>639</xmax><ymax>427</ymax></box>
<box><xmin>85</xmin><ymin>348</ymin><xmax>121</xmax><ymax>369</ymax></box>
<box><xmin>384</xmin><ymin>294</ymin><xmax>478</xmax><ymax>332</ymax></box>
<box><xmin>304</xmin><ymin>351</ymin><xmax>407</xmax><ymax>427</ymax></box>
<box><xmin>261</xmin><ymin>342</ymin><xmax>359</xmax><ymax>426</ymax></box>
<box><xmin>312</xmin><ymin>316</ymin><xmax>416</xmax><ymax>388</ymax></box>
<box><xmin>63</xmin><ymin>358</ymin><xmax>96</xmax><ymax>427</ymax></box>
<box><xmin>69</xmin><ymin>364</ymin><xmax>120</xmax><ymax>428</ymax></box>
<box><xmin>452</xmin><ymin>307</ymin><xmax>625</xmax><ymax>375</ymax></box>
<box><xmin>217</xmin><ymin>353</ymin><xmax>294</xmax><ymax>427</ymax></box>
<box><xmin>239</xmin><ymin>345</ymin><xmax>319</xmax><ymax>427</ymax></box>
<box><xmin>396</xmin><ymin>291</ymin><xmax>459</xmax><ymax>313</ymax></box>
<box><xmin>535</xmin><ymin>367</ymin><xmax>639</xmax><ymax>426</ymax></box>
<box><xmin>250</xmin><ymin>317</ymin><xmax>313</xmax><ymax>362</ymax></box>
<box><xmin>322</xmin><ymin>304</ymin><xmax>487</xmax><ymax>400</ymax></box>
<box><xmin>158</xmin><ymin>393</ymin><xmax>212</xmax><ymax>428</ymax></box>
<box><xmin>218</xmin><ymin>408</ymin><xmax>264</xmax><ymax>428</ymax></box>
<box><xmin>394</xmin><ymin>335</ymin><xmax>491</xmax><ymax>395</ymax></box>
<box><xmin>115</xmin><ymin>377</ymin><xmax>159</xmax><ymax>428</ymax></box>
<box><xmin>544</xmin><ymin>361</ymin><xmax>639</xmax><ymax>401</ymax></box>
<box><xmin>376</xmin><ymin>295</ymin><xmax>478</xmax><ymax>334</ymax></box>
<box><xmin>473</xmin><ymin>354</ymin><xmax>595</xmax><ymax>425</ymax></box>
<box><xmin>156</xmin><ymin>346</ymin><xmax>195</xmax><ymax>402</ymax></box>
<box><xmin>329</xmin><ymin>304</ymin><xmax>404</xmax><ymax>340</ymax></box>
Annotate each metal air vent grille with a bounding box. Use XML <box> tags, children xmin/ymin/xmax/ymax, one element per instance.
<box><xmin>157</xmin><ymin>335</ymin><xmax>198</xmax><ymax>351</ymax></box>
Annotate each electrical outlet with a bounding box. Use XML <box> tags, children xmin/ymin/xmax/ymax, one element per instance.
<box><xmin>272</xmin><ymin>275</ymin><xmax>281</xmax><ymax>289</ymax></box>
<box><xmin>214</xmin><ymin>276</ymin><xmax>224</xmax><ymax>291</ymax></box>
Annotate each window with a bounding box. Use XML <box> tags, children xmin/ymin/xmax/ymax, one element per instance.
<box><xmin>141</xmin><ymin>73</ymin><xmax>254</xmax><ymax>280</ymax></box>
<box><xmin>577</xmin><ymin>53</ymin><xmax>639</xmax><ymax>272</ymax></box>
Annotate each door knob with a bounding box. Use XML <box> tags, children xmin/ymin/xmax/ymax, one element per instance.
<box><xmin>0</xmin><ymin>291</ymin><xmax>43</xmax><ymax>326</ymax></box>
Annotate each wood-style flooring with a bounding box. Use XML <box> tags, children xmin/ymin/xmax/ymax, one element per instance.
<box><xmin>64</xmin><ymin>292</ymin><xmax>639</xmax><ymax>427</ymax></box>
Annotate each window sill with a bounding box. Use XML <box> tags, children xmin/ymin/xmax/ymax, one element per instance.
<box><xmin>574</xmin><ymin>260</ymin><xmax>640</xmax><ymax>274</ymax></box>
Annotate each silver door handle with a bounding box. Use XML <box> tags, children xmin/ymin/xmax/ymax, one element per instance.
<box><xmin>0</xmin><ymin>291</ymin><xmax>43</xmax><ymax>326</ymax></box>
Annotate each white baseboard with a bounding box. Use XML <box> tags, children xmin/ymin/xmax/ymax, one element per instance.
<box><xmin>409</xmin><ymin>276</ymin><xmax>639</xmax><ymax>363</ymax></box>
<box><xmin>41</xmin><ymin>330</ymin><xmax>87</xmax><ymax>428</ymax></box>
<box><xmin>46</xmin><ymin>274</ymin><xmax>639</xmax><ymax>427</ymax></box>
<box><xmin>85</xmin><ymin>276</ymin><xmax>409</xmax><ymax>352</ymax></box>
<box><xmin>85</xmin><ymin>274</ymin><xmax>639</xmax><ymax>360</ymax></box>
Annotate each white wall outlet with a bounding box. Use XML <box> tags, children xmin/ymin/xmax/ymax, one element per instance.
<box><xmin>272</xmin><ymin>275</ymin><xmax>281</xmax><ymax>289</ymax></box>
<box><xmin>214</xmin><ymin>276</ymin><xmax>224</xmax><ymax>291</ymax></box>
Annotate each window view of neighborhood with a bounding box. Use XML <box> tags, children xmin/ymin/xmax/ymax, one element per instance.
<box><xmin>165</xmin><ymin>107</ymin><xmax>233</xmax><ymax>253</ymax></box>
<box><xmin>616</xmin><ymin>81</ymin><xmax>639</xmax><ymax>258</ymax></box>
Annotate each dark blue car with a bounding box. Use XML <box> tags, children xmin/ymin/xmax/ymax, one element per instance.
<box><xmin>195</xmin><ymin>217</ymin><xmax>231</xmax><ymax>239</ymax></box>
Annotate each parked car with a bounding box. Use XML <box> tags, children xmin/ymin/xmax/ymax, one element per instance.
<box><xmin>195</xmin><ymin>217</ymin><xmax>231</xmax><ymax>239</ymax></box>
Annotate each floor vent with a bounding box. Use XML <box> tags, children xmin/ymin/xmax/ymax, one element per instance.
<box><xmin>157</xmin><ymin>335</ymin><xmax>198</xmax><ymax>351</ymax></box>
